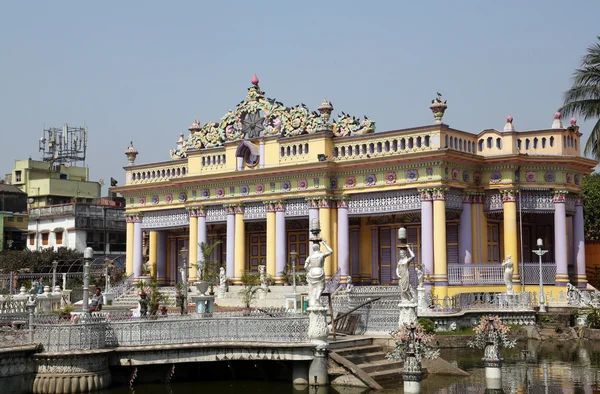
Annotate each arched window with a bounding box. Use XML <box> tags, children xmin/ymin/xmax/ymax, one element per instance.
<box><xmin>487</xmin><ymin>137</ymin><xmax>493</xmax><ymax>149</ymax></box>
<box><xmin>459</xmin><ymin>139</ymin><xmax>463</xmax><ymax>151</ymax></box>
<box><xmin>333</xmin><ymin>147</ymin><xmax>339</xmax><ymax>158</ymax></box>
<box><xmin>478</xmin><ymin>139</ymin><xmax>484</xmax><ymax>152</ymax></box>
<box><xmin>517</xmin><ymin>139</ymin><xmax>522</xmax><ymax>150</ymax></box>
<box><xmin>496</xmin><ymin>138</ymin><xmax>502</xmax><ymax>149</ymax></box>
<box><xmin>525</xmin><ymin>139</ymin><xmax>530</xmax><ymax>150</ymax></box>
<box><xmin>416</xmin><ymin>137</ymin><xmax>422</xmax><ymax>148</ymax></box>
<box><xmin>550</xmin><ymin>136</ymin><xmax>554</xmax><ymax>147</ymax></box>
<box><xmin>445</xmin><ymin>135</ymin><xmax>449</xmax><ymax>148</ymax></box>
<box><xmin>542</xmin><ymin>138</ymin><xmax>546</xmax><ymax>148</ymax></box>
<box><xmin>533</xmin><ymin>138</ymin><xmax>538</xmax><ymax>149</ymax></box>
<box><xmin>449</xmin><ymin>137</ymin><xmax>454</xmax><ymax>148</ymax></box>
<box><xmin>424</xmin><ymin>136</ymin><xmax>430</xmax><ymax>147</ymax></box>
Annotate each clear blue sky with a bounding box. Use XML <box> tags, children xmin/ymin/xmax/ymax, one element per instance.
<box><xmin>1</xmin><ymin>0</ymin><xmax>599</xmax><ymax>191</ymax></box>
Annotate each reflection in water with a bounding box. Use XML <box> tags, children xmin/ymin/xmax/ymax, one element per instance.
<box><xmin>99</xmin><ymin>341</ymin><xmax>600</xmax><ymax>394</ymax></box>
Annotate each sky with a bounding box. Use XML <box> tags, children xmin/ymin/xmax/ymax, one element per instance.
<box><xmin>1</xmin><ymin>1</ymin><xmax>599</xmax><ymax>193</ymax></box>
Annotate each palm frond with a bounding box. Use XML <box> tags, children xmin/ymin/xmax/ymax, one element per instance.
<box><xmin>583</xmin><ymin>118</ymin><xmax>600</xmax><ymax>159</ymax></box>
<box><xmin>559</xmin><ymin>99</ymin><xmax>600</xmax><ymax>120</ymax></box>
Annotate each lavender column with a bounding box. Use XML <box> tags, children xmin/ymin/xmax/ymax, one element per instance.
<box><xmin>337</xmin><ymin>200</ymin><xmax>350</xmax><ymax>279</ymax></box>
<box><xmin>420</xmin><ymin>190</ymin><xmax>434</xmax><ymax>281</ymax></box>
<box><xmin>226</xmin><ymin>207</ymin><xmax>236</xmax><ymax>278</ymax></box>
<box><xmin>198</xmin><ymin>209</ymin><xmax>207</xmax><ymax>263</ymax></box>
<box><xmin>156</xmin><ymin>231</ymin><xmax>167</xmax><ymax>283</ymax></box>
<box><xmin>574</xmin><ymin>199</ymin><xmax>587</xmax><ymax>287</ymax></box>
<box><xmin>553</xmin><ymin>192</ymin><xmax>568</xmax><ymax>286</ymax></box>
<box><xmin>133</xmin><ymin>217</ymin><xmax>143</xmax><ymax>278</ymax></box>
<box><xmin>459</xmin><ymin>196</ymin><xmax>473</xmax><ymax>264</ymax></box>
<box><xmin>275</xmin><ymin>203</ymin><xmax>287</xmax><ymax>277</ymax></box>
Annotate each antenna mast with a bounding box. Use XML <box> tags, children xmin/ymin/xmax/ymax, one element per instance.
<box><xmin>38</xmin><ymin>123</ymin><xmax>87</xmax><ymax>167</ymax></box>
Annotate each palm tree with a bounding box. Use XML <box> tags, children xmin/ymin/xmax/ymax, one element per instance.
<box><xmin>559</xmin><ymin>36</ymin><xmax>600</xmax><ymax>160</ymax></box>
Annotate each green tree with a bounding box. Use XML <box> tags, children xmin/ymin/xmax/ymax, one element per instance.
<box><xmin>559</xmin><ymin>36</ymin><xmax>600</xmax><ymax>160</ymax></box>
<box><xmin>584</xmin><ymin>173</ymin><xmax>600</xmax><ymax>240</ymax></box>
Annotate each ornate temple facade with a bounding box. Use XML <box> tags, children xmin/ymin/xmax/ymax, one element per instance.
<box><xmin>112</xmin><ymin>76</ymin><xmax>597</xmax><ymax>297</ymax></box>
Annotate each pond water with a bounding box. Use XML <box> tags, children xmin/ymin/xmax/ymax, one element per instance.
<box><xmin>99</xmin><ymin>340</ymin><xmax>600</xmax><ymax>394</ymax></box>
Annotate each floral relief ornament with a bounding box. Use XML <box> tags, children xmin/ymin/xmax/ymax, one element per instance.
<box><xmin>281</xmin><ymin>180</ymin><xmax>291</xmax><ymax>191</ymax></box>
<box><xmin>179</xmin><ymin>192</ymin><xmax>187</xmax><ymax>202</ymax></box>
<box><xmin>544</xmin><ymin>171</ymin><xmax>555</xmax><ymax>183</ymax></box>
<box><xmin>298</xmin><ymin>178</ymin><xmax>308</xmax><ymax>190</ymax></box>
<box><xmin>165</xmin><ymin>194</ymin><xmax>173</xmax><ymax>204</ymax></box>
<box><xmin>151</xmin><ymin>195</ymin><xmax>159</xmax><ymax>205</ymax></box>
<box><xmin>473</xmin><ymin>172</ymin><xmax>482</xmax><ymax>184</ymax></box>
<box><xmin>216</xmin><ymin>187</ymin><xmax>225</xmax><ymax>197</ymax></box>
<box><xmin>365</xmin><ymin>174</ymin><xmax>376</xmax><ymax>186</ymax></box>
<box><xmin>525</xmin><ymin>171</ymin><xmax>537</xmax><ymax>182</ymax></box>
<box><xmin>255</xmin><ymin>183</ymin><xmax>265</xmax><ymax>194</ymax></box>
<box><xmin>406</xmin><ymin>169</ymin><xmax>419</xmax><ymax>182</ymax></box>
<box><xmin>345</xmin><ymin>176</ymin><xmax>357</xmax><ymax>188</ymax></box>
<box><xmin>201</xmin><ymin>189</ymin><xmax>210</xmax><ymax>199</ymax></box>
<box><xmin>451</xmin><ymin>168</ymin><xmax>459</xmax><ymax>180</ymax></box>
<box><xmin>462</xmin><ymin>171</ymin><xmax>470</xmax><ymax>182</ymax></box>
<box><xmin>138</xmin><ymin>197</ymin><xmax>146</xmax><ymax>206</ymax></box>
<box><xmin>385</xmin><ymin>171</ymin><xmax>397</xmax><ymax>184</ymax></box>
<box><xmin>240</xmin><ymin>185</ymin><xmax>249</xmax><ymax>196</ymax></box>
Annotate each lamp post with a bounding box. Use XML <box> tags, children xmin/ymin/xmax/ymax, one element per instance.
<box><xmin>532</xmin><ymin>238</ymin><xmax>548</xmax><ymax>313</ymax></box>
<box><xmin>82</xmin><ymin>247</ymin><xmax>94</xmax><ymax>317</ymax></box>
<box><xmin>104</xmin><ymin>259</ymin><xmax>111</xmax><ymax>294</ymax></box>
<box><xmin>52</xmin><ymin>260</ymin><xmax>58</xmax><ymax>290</ymax></box>
<box><xmin>179</xmin><ymin>247</ymin><xmax>188</xmax><ymax>314</ymax></box>
<box><xmin>290</xmin><ymin>251</ymin><xmax>298</xmax><ymax>294</ymax></box>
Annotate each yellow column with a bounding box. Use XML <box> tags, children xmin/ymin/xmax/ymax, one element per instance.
<box><xmin>265</xmin><ymin>203</ymin><xmax>276</xmax><ymax>278</ymax></box>
<box><xmin>332</xmin><ymin>203</ymin><xmax>338</xmax><ymax>274</ymax></box>
<box><xmin>166</xmin><ymin>235</ymin><xmax>171</xmax><ymax>285</ymax></box>
<box><xmin>319</xmin><ymin>199</ymin><xmax>332</xmax><ymax>277</ymax></box>
<box><xmin>234</xmin><ymin>205</ymin><xmax>246</xmax><ymax>280</ymax></box>
<box><xmin>501</xmin><ymin>190</ymin><xmax>520</xmax><ymax>286</ymax></box>
<box><xmin>125</xmin><ymin>218</ymin><xmax>134</xmax><ymax>276</ymax></box>
<box><xmin>149</xmin><ymin>230</ymin><xmax>158</xmax><ymax>279</ymax></box>
<box><xmin>359</xmin><ymin>217</ymin><xmax>371</xmax><ymax>283</ymax></box>
<box><xmin>433</xmin><ymin>189</ymin><xmax>448</xmax><ymax>298</ymax></box>
<box><xmin>188</xmin><ymin>209</ymin><xmax>199</xmax><ymax>283</ymax></box>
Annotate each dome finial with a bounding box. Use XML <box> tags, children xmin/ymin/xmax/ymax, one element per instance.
<box><xmin>503</xmin><ymin>115</ymin><xmax>515</xmax><ymax>132</ymax></box>
<box><xmin>251</xmin><ymin>74</ymin><xmax>259</xmax><ymax>85</ymax></box>
<box><xmin>552</xmin><ymin>112</ymin><xmax>563</xmax><ymax>129</ymax></box>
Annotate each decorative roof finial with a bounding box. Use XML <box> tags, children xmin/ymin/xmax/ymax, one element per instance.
<box><xmin>570</xmin><ymin>117</ymin><xmax>577</xmax><ymax>126</ymax></box>
<box><xmin>251</xmin><ymin>74</ymin><xmax>259</xmax><ymax>85</ymax></box>
<box><xmin>317</xmin><ymin>98</ymin><xmax>334</xmax><ymax>131</ymax></box>
<box><xmin>125</xmin><ymin>141</ymin><xmax>139</xmax><ymax>166</ymax></box>
<box><xmin>430</xmin><ymin>92</ymin><xmax>448</xmax><ymax>123</ymax></box>
<box><xmin>552</xmin><ymin>112</ymin><xmax>563</xmax><ymax>129</ymax></box>
<box><xmin>503</xmin><ymin>115</ymin><xmax>515</xmax><ymax>132</ymax></box>
<box><xmin>189</xmin><ymin>119</ymin><xmax>201</xmax><ymax>133</ymax></box>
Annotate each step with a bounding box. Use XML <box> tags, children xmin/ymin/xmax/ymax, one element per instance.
<box><xmin>333</xmin><ymin>344</ymin><xmax>382</xmax><ymax>355</ymax></box>
<box><xmin>369</xmin><ymin>367</ymin><xmax>403</xmax><ymax>382</ymax></box>
<box><xmin>358</xmin><ymin>359</ymin><xmax>403</xmax><ymax>374</ymax></box>
<box><xmin>345</xmin><ymin>351</ymin><xmax>389</xmax><ymax>364</ymax></box>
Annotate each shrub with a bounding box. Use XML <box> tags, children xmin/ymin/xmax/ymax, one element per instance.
<box><xmin>417</xmin><ymin>317</ymin><xmax>435</xmax><ymax>334</ymax></box>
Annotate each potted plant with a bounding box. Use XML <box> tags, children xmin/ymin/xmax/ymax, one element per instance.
<box><xmin>239</xmin><ymin>271</ymin><xmax>266</xmax><ymax>313</ymax></box>
<box><xmin>136</xmin><ymin>278</ymin><xmax>167</xmax><ymax>316</ymax></box>
<box><xmin>193</xmin><ymin>241</ymin><xmax>221</xmax><ymax>295</ymax></box>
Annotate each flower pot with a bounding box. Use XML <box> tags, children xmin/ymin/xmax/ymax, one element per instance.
<box><xmin>194</xmin><ymin>281</ymin><xmax>210</xmax><ymax>295</ymax></box>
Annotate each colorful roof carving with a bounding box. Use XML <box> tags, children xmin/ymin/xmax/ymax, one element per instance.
<box><xmin>170</xmin><ymin>76</ymin><xmax>375</xmax><ymax>159</ymax></box>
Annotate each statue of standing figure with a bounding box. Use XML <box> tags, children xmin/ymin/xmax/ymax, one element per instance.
<box><xmin>259</xmin><ymin>264</ymin><xmax>267</xmax><ymax>288</ymax></box>
<box><xmin>305</xmin><ymin>238</ymin><xmax>333</xmax><ymax>308</ymax></box>
<box><xmin>396</xmin><ymin>245</ymin><xmax>416</xmax><ymax>302</ymax></box>
<box><xmin>219</xmin><ymin>267</ymin><xmax>227</xmax><ymax>288</ymax></box>
<box><xmin>502</xmin><ymin>255</ymin><xmax>514</xmax><ymax>295</ymax></box>
<box><xmin>416</xmin><ymin>264</ymin><xmax>424</xmax><ymax>289</ymax></box>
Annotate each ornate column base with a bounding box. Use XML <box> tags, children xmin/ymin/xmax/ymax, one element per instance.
<box><xmin>402</xmin><ymin>357</ymin><xmax>422</xmax><ymax>393</ymax></box>
<box><xmin>307</xmin><ymin>307</ymin><xmax>329</xmax><ymax>347</ymax></box>
<box><xmin>398</xmin><ymin>301</ymin><xmax>418</xmax><ymax>326</ymax></box>
<box><xmin>33</xmin><ymin>352</ymin><xmax>112</xmax><ymax>394</ymax></box>
<box><xmin>308</xmin><ymin>346</ymin><xmax>329</xmax><ymax>386</ymax></box>
<box><xmin>217</xmin><ymin>285</ymin><xmax>227</xmax><ymax>299</ymax></box>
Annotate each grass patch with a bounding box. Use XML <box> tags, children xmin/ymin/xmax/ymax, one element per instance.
<box><xmin>435</xmin><ymin>327</ymin><xmax>474</xmax><ymax>336</ymax></box>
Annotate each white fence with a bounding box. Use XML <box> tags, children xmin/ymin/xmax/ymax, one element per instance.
<box><xmin>448</xmin><ymin>263</ymin><xmax>556</xmax><ymax>285</ymax></box>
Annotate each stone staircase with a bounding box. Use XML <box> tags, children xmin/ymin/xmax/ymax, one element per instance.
<box><xmin>112</xmin><ymin>287</ymin><xmax>178</xmax><ymax>308</ymax></box>
<box><xmin>329</xmin><ymin>337</ymin><xmax>403</xmax><ymax>388</ymax></box>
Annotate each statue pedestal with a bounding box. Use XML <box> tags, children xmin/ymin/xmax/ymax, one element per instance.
<box><xmin>191</xmin><ymin>295</ymin><xmax>215</xmax><ymax>314</ymax></box>
<box><xmin>398</xmin><ymin>301</ymin><xmax>417</xmax><ymax>327</ymax></box>
<box><xmin>217</xmin><ymin>285</ymin><xmax>227</xmax><ymax>299</ymax></box>
<box><xmin>307</xmin><ymin>306</ymin><xmax>329</xmax><ymax>347</ymax></box>
<box><xmin>416</xmin><ymin>287</ymin><xmax>428</xmax><ymax>314</ymax></box>
<box><xmin>285</xmin><ymin>293</ymin><xmax>302</xmax><ymax>313</ymax></box>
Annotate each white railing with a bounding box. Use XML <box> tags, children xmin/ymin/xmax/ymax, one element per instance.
<box><xmin>448</xmin><ymin>264</ymin><xmax>504</xmax><ymax>285</ymax></box>
<box><xmin>448</xmin><ymin>263</ymin><xmax>556</xmax><ymax>285</ymax></box>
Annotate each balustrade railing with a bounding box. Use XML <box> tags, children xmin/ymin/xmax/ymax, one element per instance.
<box><xmin>448</xmin><ymin>263</ymin><xmax>556</xmax><ymax>285</ymax></box>
<box><xmin>108</xmin><ymin>275</ymin><xmax>135</xmax><ymax>300</ymax></box>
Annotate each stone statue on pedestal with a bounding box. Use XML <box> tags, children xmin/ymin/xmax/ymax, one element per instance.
<box><xmin>416</xmin><ymin>264</ymin><xmax>424</xmax><ymax>289</ymax></box>
<box><xmin>502</xmin><ymin>256</ymin><xmax>514</xmax><ymax>295</ymax></box>
<box><xmin>397</xmin><ymin>245</ymin><xmax>416</xmax><ymax>302</ymax></box>
<box><xmin>259</xmin><ymin>264</ymin><xmax>267</xmax><ymax>288</ymax></box>
<box><xmin>219</xmin><ymin>267</ymin><xmax>227</xmax><ymax>288</ymax></box>
<box><xmin>305</xmin><ymin>238</ymin><xmax>333</xmax><ymax>308</ymax></box>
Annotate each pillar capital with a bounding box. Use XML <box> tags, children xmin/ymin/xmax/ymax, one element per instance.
<box><xmin>264</xmin><ymin>200</ymin><xmax>286</xmax><ymax>212</ymax></box>
<box><xmin>417</xmin><ymin>189</ymin><xmax>433</xmax><ymax>201</ymax></box>
<box><xmin>431</xmin><ymin>188</ymin><xmax>448</xmax><ymax>201</ymax></box>
<box><xmin>224</xmin><ymin>203</ymin><xmax>244</xmax><ymax>214</ymax></box>
<box><xmin>470</xmin><ymin>192</ymin><xmax>485</xmax><ymax>204</ymax></box>
<box><xmin>318</xmin><ymin>197</ymin><xmax>336</xmax><ymax>209</ymax></box>
<box><xmin>306</xmin><ymin>197</ymin><xmax>321</xmax><ymax>209</ymax></box>
<box><xmin>461</xmin><ymin>193</ymin><xmax>473</xmax><ymax>204</ymax></box>
<box><xmin>336</xmin><ymin>197</ymin><xmax>350</xmax><ymax>209</ymax></box>
<box><xmin>499</xmin><ymin>189</ymin><xmax>519</xmax><ymax>203</ymax></box>
<box><xmin>575</xmin><ymin>195</ymin><xmax>584</xmax><ymax>206</ymax></box>
<box><xmin>127</xmin><ymin>213</ymin><xmax>143</xmax><ymax>223</ymax></box>
<box><xmin>186</xmin><ymin>206</ymin><xmax>206</xmax><ymax>217</ymax></box>
<box><xmin>552</xmin><ymin>190</ymin><xmax>569</xmax><ymax>203</ymax></box>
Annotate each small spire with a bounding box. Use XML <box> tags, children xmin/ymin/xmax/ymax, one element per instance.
<box><xmin>251</xmin><ymin>74</ymin><xmax>259</xmax><ymax>85</ymax></box>
<box><xmin>503</xmin><ymin>115</ymin><xmax>515</xmax><ymax>132</ymax></box>
<box><xmin>570</xmin><ymin>117</ymin><xmax>577</xmax><ymax>126</ymax></box>
<box><xmin>552</xmin><ymin>112</ymin><xmax>563</xmax><ymax>129</ymax></box>
<box><xmin>124</xmin><ymin>141</ymin><xmax>139</xmax><ymax>166</ymax></box>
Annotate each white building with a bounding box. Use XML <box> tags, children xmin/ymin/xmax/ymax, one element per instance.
<box><xmin>27</xmin><ymin>199</ymin><xmax>126</xmax><ymax>254</ymax></box>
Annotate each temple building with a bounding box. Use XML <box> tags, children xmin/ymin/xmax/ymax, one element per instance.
<box><xmin>111</xmin><ymin>75</ymin><xmax>597</xmax><ymax>297</ymax></box>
